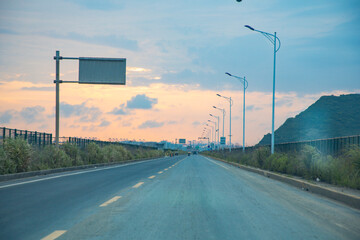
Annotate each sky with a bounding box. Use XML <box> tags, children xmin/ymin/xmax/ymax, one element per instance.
<box><xmin>0</xmin><ymin>0</ymin><xmax>359</xmax><ymax>146</ymax></box>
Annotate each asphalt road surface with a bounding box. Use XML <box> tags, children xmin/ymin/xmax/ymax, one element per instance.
<box><xmin>0</xmin><ymin>154</ymin><xmax>359</xmax><ymax>240</ymax></box>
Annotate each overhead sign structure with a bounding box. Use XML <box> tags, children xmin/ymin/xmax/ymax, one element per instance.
<box><xmin>54</xmin><ymin>51</ymin><xmax>126</xmax><ymax>146</ymax></box>
<box><xmin>79</xmin><ymin>57</ymin><xmax>126</xmax><ymax>85</ymax></box>
<box><xmin>179</xmin><ymin>139</ymin><xmax>186</xmax><ymax>144</ymax></box>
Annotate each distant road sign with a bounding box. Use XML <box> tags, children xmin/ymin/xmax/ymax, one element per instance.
<box><xmin>179</xmin><ymin>139</ymin><xmax>186</xmax><ymax>144</ymax></box>
<box><xmin>79</xmin><ymin>57</ymin><xmax>126</xmax><ymax>85</ymax></box>
<box><xmin>220</xmin><ymin>137</ymin><xmax>226</xmax><ymax>145</ymax></box>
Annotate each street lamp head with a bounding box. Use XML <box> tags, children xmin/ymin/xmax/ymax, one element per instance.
<box><xmin>225</xmin><ymin>72</ymin><xmax>232</xmax><ymax>76</ymax></box>
<box><xmin>209</xmin><ymin>114</ymin><xmax>213</xmax><ymax>117</ymax></box>
<box><xmin>244</xmin><ymin>25</ymin><xmax>255</xmax><ymax>31</ymax></box>
<box><xmin>216</xmin><ymin>93</ymin><xmax>221</xmax><ymax>97</ymax></box>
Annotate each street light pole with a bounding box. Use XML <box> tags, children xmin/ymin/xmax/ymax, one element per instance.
<box><xmin>245</xmin><ymin>25</ymin><xmax>281</xmax><ymax>154</ymax></box>
<box><xmin>217</xmin><ymin>94</ymin><xmax>233</xmax><ymax>152</ymax></box>
<box><xmin>213</xmin><ymin>106</ymin><xmax>225</xmax><ymax>138</ymax></box>
<box><xmin>225</xmin><ymin>72</ymin><xmax>248</xmax><ymax>153</ymax></box>
<box><xmin>206</xmin><ymin>123</ymin><xmax>214</xmax><ymax>147</ymax></box>
<box><xmin>55</xmin><ymin>50</ymin><xmax>60</xmax><ymax>147</ymax></box>
<box><xmin>208</xmin><ymin>119</ymin><xmax>217</xmax><ymax>148</ymax></box>
<box><xmin>210</xmin><ymin>114</ymin><xmax>220</xmax><ymax>149</ymax></box>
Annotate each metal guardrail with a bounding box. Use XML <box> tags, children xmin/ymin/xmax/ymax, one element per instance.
<box><xmin>0</xmin><ymin>127</ymin><xmax>52</xmax><ymax>147</ymax></box>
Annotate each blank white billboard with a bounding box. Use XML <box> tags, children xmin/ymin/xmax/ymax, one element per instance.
<box><xmin>78</xmin><ymin>57</ymin><xmax>126</xmax><ymax>85</ymax></box>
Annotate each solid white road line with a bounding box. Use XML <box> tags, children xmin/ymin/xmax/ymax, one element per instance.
<box><xmin>0</xmin><ymin>158</ymin><xmax>165</xmax><ymax>189</ymax></box>
<box><xmin>205</xmin><ymin>157</ymin><xmax>230</xmax><ymax>170</ymax></box>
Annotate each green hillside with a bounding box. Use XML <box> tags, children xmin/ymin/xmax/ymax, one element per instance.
<box><xmin>258</xmin><ymin>94</ymin><xmax>360</xmax><ymax>145</ymax></box>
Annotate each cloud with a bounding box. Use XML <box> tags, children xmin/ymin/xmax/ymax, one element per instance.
<box><xmin>138</xmin><ymin>120</ymin><xmax>164</xmax><ymax>129</ymax></box>
<box><xmin>126</xmin><ymin>94</ymin><xmax>158</xmax><ymax>109</ymax></box>
<box><xmin>98</xmin><ymin>120</ymin><xmax>111</xmax><ymax>127</ymax></box>
<box><xmin>168</xmin><ymin>121</ymin><xmax>177</xmax><ymax>125</ymax></box>
<box><xmin>60</xmin><ymin>102</ymin><xmax>102</xmax><ymax>122</ymax></box>
<box><xmin>109</xmin><ymin>104</ymin><xmax>129</xmax><ymax>115</ymax></box>
<box><xmin>0</xmin><ymin>28</ymin><xmax>18</xmax><ymax>35</ymax></box>
<box><xmin>192</xmin><ymin>121</ymin><xmax>201</xmax><ymax>126</ymax></box>
<box><xmin>0</xmin><ymin>110</ymin><xmax>14</xmax><ymax>124</ymax></box>
<box><xmin>60</xmin><ymin>32</ymin><xmax>138</xmax><ymax>51</ymax></box>
<box><xmin>20</xmin><ymin>106</ymin><xmax>45</xmax><ymax>123</ymax></box>
<box><xmin>67</xmin><ymin>0</ymin><xmax>124</xmax><ymax>11</ymax></box>
<box><xmin>122</xmin><ymin>122</ymin><xmax>132</xmax><ymax>127</ymax></box>
<box><xmin>246</xmin><ymin>105</ymin><xmax>262</xmax><ymax>111</ymax></box>
<box><xmin>21</xmin><ymin>86</ymin><xmax>53</xmax><ymax>91</ymax></box>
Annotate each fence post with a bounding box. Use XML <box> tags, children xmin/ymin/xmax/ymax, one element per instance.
<box><xmin>2</xmin><ymin>127</ymin><xmax>5</xmax><ymax>145</ymax></box>
<box><xmin>34</xmin><ymin>131</ymin><xmax>37</xmax><ymax>146</ymax></box>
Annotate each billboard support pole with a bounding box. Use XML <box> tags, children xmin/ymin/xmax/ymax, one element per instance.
<box><xmin>53</xmin><ymin>51</ymin><xmax>126</xmax><ymax>147</ymax></box>
<box><xmin>55</xmin><ymin>50</ymin><xmax>60</xmax><ymax>147</ymax></box>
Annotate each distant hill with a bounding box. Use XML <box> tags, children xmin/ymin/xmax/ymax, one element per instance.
<box><xmin>258</xmin><ymin>94</ymin><xmax>360</xmax><ymax>145</ymax></box>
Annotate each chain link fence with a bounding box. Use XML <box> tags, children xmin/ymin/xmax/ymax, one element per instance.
<box><xmin>66</xmin><ymin>137</ymin><xmax>158</xmax><ymax>150</ymax></box>
<box><xmin>0</xmin><ymin>127</ymin><xmax>52</xmax><ymax>147</ymax></box>
<box><xmin>2</xmin><ymin>126</ymin><xmax>358</xmax><ymax>155</ymax></box>
<box><xmin>238</xmin><ymin>135</ymin><xmax>360</xmax><ymax>156</ymax></box>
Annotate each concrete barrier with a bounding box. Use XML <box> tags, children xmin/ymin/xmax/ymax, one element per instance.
<box><xmin>208</xmin><ymin>156</ymin><xmax>360</xmax><ymax>210</ymax></box>
<box><xmin>0</xmin><ymin>157</ymin><xmax>161</xmax><ymax>182</ymax></box>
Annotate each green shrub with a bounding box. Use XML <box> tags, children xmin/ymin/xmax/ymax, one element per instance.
<box><xmin>102</xmin><ymin>145</ymin><xmax>131</xmax><ymax>163</ymax></box>
<box><xmin>0</xmin><ymin>146</ymin><xmax>16</xmax><ymax>174</ymax></box>
<box><xmin>85</xmin><ymin>142</ymin><xmax>104</xmax><ymax>164</ymax></box>
<box><xmin>62</xmin><ymin>142</ymin><xmax>83</xmax><ymax>166</ymax></box>
<box><xmin>272</xmin><ymin>154</ymin><xmax>289</xmax><ymax>173</ymax></box>
<box><xmin>253</xmin><ymin>147</ymin><xmax>270</xmax><ymax>168</ymax></box>
<box><xmin>3</xmin><ymin>138</ymin><xmax>32</xmax><ymax>172</ymax></box>
<box><xmin>34</xmin><ymin>145</ymin><xmax>72</xmax><ymax>170</ymax></box>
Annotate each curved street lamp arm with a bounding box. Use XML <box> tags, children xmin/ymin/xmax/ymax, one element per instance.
<box><xmin>256</xmin><ymin>30</ymin><xmax>281</xmax><ymax>52</ymax></box>
<box><xmin>245</xmin><ymin>25</ymin><xmax>281</xmax><ymax>52</ymax></box>
<box><xmin>225</xmin><ymin>73</ymin><xmax>248</xmax><ymax>89</ymax></box>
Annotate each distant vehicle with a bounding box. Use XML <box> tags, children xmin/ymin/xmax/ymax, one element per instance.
<box><xmin>187</xmin><ymin>152</ymin><xmax>191</xmax><ymax>156</ymax></box>
<box><xmin>175</xmin><ymin>152</ymin><xmax>178</xmax><ymax>156</ymax></box>
<box><xmin>192</xmin><ymin>151</ymin><xmax>197</xmax><ymax>155</ymax></box>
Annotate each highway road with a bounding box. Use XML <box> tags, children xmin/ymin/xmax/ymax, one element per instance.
<box><xmin>0</xmin><ymin>154</ymin><xmax>359</xmax><ymax>240</ymax></box>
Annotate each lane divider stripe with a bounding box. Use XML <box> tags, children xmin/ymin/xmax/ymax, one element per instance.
<box><xmin>158</xmin><ymin>171</ymin><xmax>163</xmax><ymax>174</ymax></box>
<box><xmin>41</xmin><ymin>230</ymin><xmax>67</xmax><ymax>240</ymax></box>
<box><xmin>132</xmin><ymin>182</ymin><xmax>144</xmax><ymax>188</ymax></box>
<box><xmin>100</xmin><ymin>196</ymin><xmax>122</xmax><ymax>207</ymax></box>
<box><xmin>148</xmin><ymin>175</ymin><xmax>156</xmax><ymax>179</ymax></box>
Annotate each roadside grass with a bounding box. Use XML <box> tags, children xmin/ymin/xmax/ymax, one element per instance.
<box><xmin>0</xmin><ymin>138</ymin><xmax>164</xmax><ymax>174</ymax></box>
<box><xmin>203</xmin><ymin>145</ymin><xmax>360</xmax><ymax>190</ymax></box>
